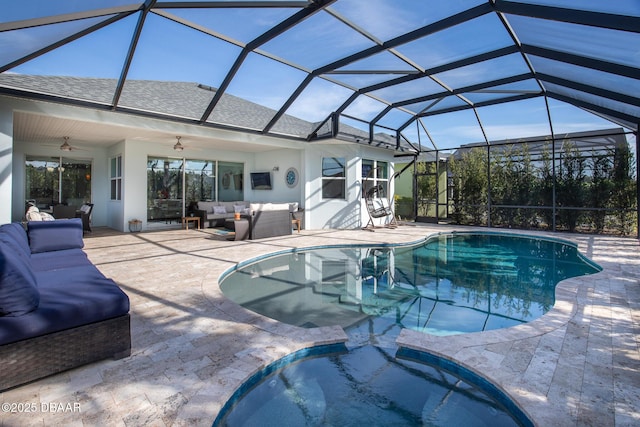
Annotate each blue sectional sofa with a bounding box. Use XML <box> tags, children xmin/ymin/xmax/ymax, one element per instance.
<box><xmin>0</xmin><ymin>219</ymin><xmax>130</xmax><ymax>391</ymax></box>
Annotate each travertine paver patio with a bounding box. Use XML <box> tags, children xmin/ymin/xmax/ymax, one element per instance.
<box><xmin>0</xmin><ymin>224</ymin><xmax>638</xmax><ymax>426</ymax></box>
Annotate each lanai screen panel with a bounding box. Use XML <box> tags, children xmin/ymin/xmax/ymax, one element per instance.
<box><xmin>0</xmin><ymin>0</ymin><xmax>637</xmax><ymax>148</ymax></box>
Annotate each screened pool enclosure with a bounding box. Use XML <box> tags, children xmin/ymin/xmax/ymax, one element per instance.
<box><xmin>405</xmin><ymin>127</ymin><xmax>637</xmax><ymax>236</ymax></box>
<box><xmin>2</xmin><ymin>1</ymin><xmax>638</xmax><ymax>235</ymax></box>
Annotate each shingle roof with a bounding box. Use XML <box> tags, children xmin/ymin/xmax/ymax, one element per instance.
<box><xmin>0</xmin><ymin>73</ymin><xmax>414</xmax><ymax>151</ymax></box>
<box><xmin>0</xmin><ymin>74</ymin><xmax>314</xmax><ymax>137</ymax></box>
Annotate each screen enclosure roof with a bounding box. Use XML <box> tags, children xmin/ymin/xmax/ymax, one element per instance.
<box><xmin>1</xmin><ymin>0</ymin><xmax>638</xmax><ymax>153</ymax></box>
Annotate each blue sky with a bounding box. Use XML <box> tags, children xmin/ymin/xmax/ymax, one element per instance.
<box><xmin>2</xmin><ymin>1</ymin><xmax>635</xmax><ymax>150</ymax></box>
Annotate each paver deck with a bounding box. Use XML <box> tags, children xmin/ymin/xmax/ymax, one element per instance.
<box><xmin>1</xmin><ymin>224</ymin><xmax>638</xmax><ymax>426</ymax></box>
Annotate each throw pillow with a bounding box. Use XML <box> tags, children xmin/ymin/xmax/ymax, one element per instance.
<box><xmin>233</xmin><ymin>205</ymin><xmax>245</xmax><ymax>213</ymax></box>
<box><xmin>40</xmin><ymin>212</ymin><xmax>55</xmax><ymax>221</ymax></box>
<box><xmin>213</xmin><ymin>206</ymin><xmax>227</xmax><ymax>215</ymax></box>
<box><xmin>28</xmin><ymin>218</ymin><xmax>84</xmax><ymax>253</ymax></box>
<box><xmin>25</xmin><ymin>206</ymin><xmax>42</xmax><ymax>222</ymax></box>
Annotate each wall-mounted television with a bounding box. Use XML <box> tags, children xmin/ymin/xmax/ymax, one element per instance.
<box><xmin>250</xmin><ymin>172</ymin><xmax>272</xmax><ymax>190</ymax></box>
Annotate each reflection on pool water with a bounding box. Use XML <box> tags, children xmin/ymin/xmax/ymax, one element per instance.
<box><xmin>221</xmin><ymin>232</ymin><xmax>600</xmax><ymax>336</ymax></box>
<box><xmin>215</xmin><ymin>233</ymin><xmax>600</xmax><ymax>426</ymax></box>
<box><xmin>216</xmin><ymin>344</ymin><xmax>528</xmax><ymax>427</ymax></box>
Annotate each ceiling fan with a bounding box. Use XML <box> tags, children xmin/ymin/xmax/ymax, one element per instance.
<box><xmin>173</xmin><ymin>136</ymin><xmax>185</xmax><ymax>151</ymax></box>
<box><xmin>59</xmin><ymin>136</ymin><xmax>86</xmax><ymax>151</ymax></box>
<box><xmin>172</xmin><ymin>136</ymin><xmax>200</xmax><ymax>151</ymax></box>
<box><xmin>42</xmin><ymin>136</ymin><xmax>86</xmax><ymax>151</ymax></box>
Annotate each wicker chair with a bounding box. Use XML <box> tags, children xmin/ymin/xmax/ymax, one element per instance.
<box><xmin>363</xmin><ymin>185</ymin><xmax>397</xmax><ymax>230</ymax></box>
<box><xmin>75</xmin><ymin>203</ymin><xmax>93</xmax><ymax>232</ymax></box>
<box><xmin>52</xmin><ymin>204</ymin><xmax>77</xmax><ymax>219</ymax></box>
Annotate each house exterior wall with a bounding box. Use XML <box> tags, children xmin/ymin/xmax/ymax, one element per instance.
<box><xmin>117</xmin><ymin>140</ymin><xmax>306</xmax><ymax>232</ymax></box>
<box><xmin>304</xmin><ymin>143</ymin><xmax>395</xmax><ymax>230</ymax></box>
<box><xmin>247</xmin><ymin>148</ymin><xmax>303</xmax><ymax>205</ymax></box>
<box><xmin>1</xmin><ymin>95</ymin><xmax>395</xmax><ymax>231</ymax></box>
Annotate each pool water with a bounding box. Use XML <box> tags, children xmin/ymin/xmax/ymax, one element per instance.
<box><xmin>215</xmin><ymin>233</ymin><xmax>600</xmax><ymax>426</ymax></box>
<box><xmin>220</xmin><ymin>232</ymin><xmax>600</xmax><ymax>336</ymax></box>
<box><xmin>218</xmin><ymin>344</ymin><xmax>525</xmax><ymax>427</ymax></box>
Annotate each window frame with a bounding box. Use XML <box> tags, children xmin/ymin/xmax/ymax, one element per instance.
<box><xmin>110</xmin><ymin>155</ymin><xmax>122</xmax><ymax>201</ymax></box>
<box><xmin>362</xmin><ymin>159</ymin><xmax>389</xmax><ymax>198</ymax></box>
<box><xmin>321</xmin><ymin>157</ymin><xmax>346</xmax><ymax>200</ymax></box>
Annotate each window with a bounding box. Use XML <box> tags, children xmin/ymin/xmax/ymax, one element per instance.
<box><xmin>25</xmin><ymin>156</ymin><xmax>92</xmax><ymax>209</ymax></box>
<box><xmin>362</xmin><ymin>159</ymin><xmax>388</xmax><ymax>198</ymax></box>
<box><xmin>322</xmin><ymin>157</ymin><xmax>346</xmax><ymax>199</ymax></box>
<box><xmin>61</xmin><ymin>157</ymin><xmax>92</xmax><ymax>206</ymax></box>
<box><xmin>110</xmin><ymin>155</ymin><xmax>122</xmax><ymax>201</ymax></box>
<box><xmin>25</xmin><ymin>156</ymin><xmax>59</xmax><ymax>210</ymax></box>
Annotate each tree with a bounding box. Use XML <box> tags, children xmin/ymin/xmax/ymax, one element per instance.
<box><xmin>588</xmin><ymin>150</ymin><xmax>612</xmax><ymax>233</ymax></box>
<box><xmin>610</xmin><ymin>142</ymin><xmax>637</xmax><ymax>236</ymax></box>
<box><xmin>450</xmin><ymin>148</ymin><xmax>488</xmax><ymax>225</ymax></box>
<box><xmin>536</xmin><ymin>147</ymin><xmax>555</xmax><ymax>230</ymax></box>
<box><xmin>556</xmin><ymin>142</ymin><xmax>587</xmax><ymax>232</ymax></box>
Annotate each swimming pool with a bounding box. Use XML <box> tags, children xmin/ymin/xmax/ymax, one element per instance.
<box><xmin>215</xmin><ymin>232</ymin><xmax>600</xmax><ymax>426</ymax></box>
<box><xmin>220</xmin><ymin>232</ymin><xmax>600</xmax><ymax>336</ymax></box>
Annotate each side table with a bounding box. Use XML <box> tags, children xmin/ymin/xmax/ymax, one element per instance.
<box><xmin>182</xmin><ymin>216</ymin><xmax>200</xmax><ymax>230</ymax></box>
<box><xmin>224</xmin><ymin>218</ymin><xmax>250</xmax><ymax>241</ymax></box>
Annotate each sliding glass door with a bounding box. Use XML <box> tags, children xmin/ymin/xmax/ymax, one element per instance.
<box><xmin>185</xmin><ymin>160</ymin><xmax>215</xmax><ymax>211</ymax></box>
<box><xmin>25</xmin><ymin>156</ymin><xmax>91</xmax><ymax>211</ymax></box>
<box><xmin>147</xmin><ymin>157</ymin><xmax>184</xmax><ymax>223</ymax></box>
<box><xmin>147</xmin><ymin>157</ymin><xmax>244</xmax><ymax>225</ymax></box>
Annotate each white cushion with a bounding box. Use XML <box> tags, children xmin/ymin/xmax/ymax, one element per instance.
<box><xmin>41</xmin><ymin>212</ymin><xmax>55</xmax><ymax>221</ymax></box>
<box><xmin>250</xmin><ymin>202</ymin><xmax>292</xmax><ymax>213</ymax></box>
<box><xmin>213</xmin><ymin>206</ymin><xmax>227</xmax><ymax>214</ymax></box>
<box><xmin>269</xmin><ymin>203</ymin><xmax>291</xmax><ymax>211</ymax></box>
<box><xmin>26</xmin><ymin>207</ymin><xmax>42</xmax><ymax>221</ymax></box>
<box><xmin>233</xmin><ymin>204</ymin><xmax>245</xmax><ymax>213</ymax></box>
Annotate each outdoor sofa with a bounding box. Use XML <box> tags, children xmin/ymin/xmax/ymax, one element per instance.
<box><xmin>195</xmin><ymin>200</ymin><xmax>251</xmax><ymax>228</ymax></box>
<box><xmin>0</xmin><ymin>218</ymin><xmax>130</xmax><ymax>391</ymax></box>
<box><xmin>195</xmin><ymin>201</ymin><xmax>299</xmax><ymax>239</ymax></box>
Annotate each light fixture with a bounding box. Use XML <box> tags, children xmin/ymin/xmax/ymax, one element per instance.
<box><xmin>60</xmin><ymin>136</ymin><xmax>72</xmax><ymax>152</ymax></box>
<box><xmin>173</xmin><ymin>136</ymin><xmax>184</xmax><ymax>151</ymax></box>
